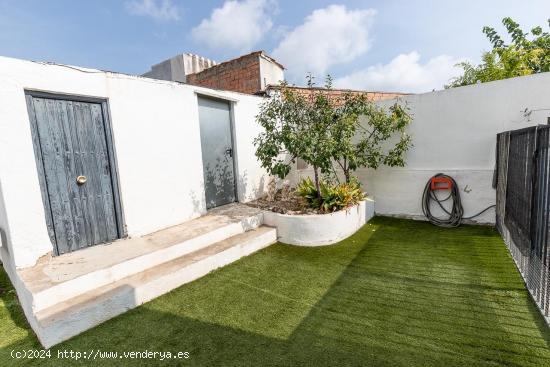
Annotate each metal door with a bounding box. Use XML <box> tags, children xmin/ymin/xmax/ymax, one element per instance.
<box><xmin>197</xmin><ymin>96</ymin><xmax>236</xmax><ymax>209</ymax></box>
<box><xmin>26</xmin><ymin>93</ymin><xmax>123</xmax><ymax>255</ymax></box>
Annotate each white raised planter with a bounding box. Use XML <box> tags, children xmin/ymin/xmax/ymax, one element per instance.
<box><xmin>263</xmin><ymin>198</ymin><xmax>375</xmax><ymax>246</ymax></box>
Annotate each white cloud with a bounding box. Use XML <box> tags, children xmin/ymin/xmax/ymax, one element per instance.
<box><xmin>192</xmin><ymin>0</ymin><xmax>276</xmax><ymax>52</ymax></box>
<box><xmin>125</xmin><ymin>0</ymin><xmax>180</xmax><ymax>21</ymax></box>
<box><xmin>272</xmin><ymin>5</ymin><xmax>376</xmax><ymax>80</ymax></box>
<box><xmin>334</xmin><ymin>52</ymin><xmax>466</xmax><ymax>93</ymax></box>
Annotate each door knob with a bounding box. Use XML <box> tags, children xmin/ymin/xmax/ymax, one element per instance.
<box><xmin>225</xmin><ymin>148</ymin><xmax>233</xmax><ymax>158</ymax></box>
<box><xmin>76</xmin><ymin>175</ymin><xmax>87</xmax><ymax>185</ymax></box>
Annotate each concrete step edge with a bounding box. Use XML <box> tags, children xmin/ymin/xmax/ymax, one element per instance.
<box><xmin>33</xmin><ymin>226</ymin><xmax>276</xmax><ymax>348</ymax></box>
<box><xmin>31</xmin><ymin>213</ymin><xmax>263</xmax><ymax>312</ymax></box>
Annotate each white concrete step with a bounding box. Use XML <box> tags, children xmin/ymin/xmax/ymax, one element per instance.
<box><xmin>33</xmin><ymin>226</ymin><xmax>277</xmax><ymax>348</ymax></box>
<box><xmin>18</xmin><ymin>204</ymin><xmax>264</xmax><ymax>313</ymax></box>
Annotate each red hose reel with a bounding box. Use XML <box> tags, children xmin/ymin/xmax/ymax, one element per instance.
<box><xmin>430</xmin><ymin>176</ymin><xmax>453</xmax><ymax>191</ymax></box>
<box><xmin>423</xmin><ymin>173</ymin><xmax>495</xmax><ymax>227</ymax></box>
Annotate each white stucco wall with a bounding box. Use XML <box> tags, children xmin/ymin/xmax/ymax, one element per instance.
<box><xmin>358</xmin><ymin>73</ymin><xmax>550</xmax><ymax>224</ymax></box>
<box><xmin>0</xmin><ymin>56</ymin><xmax>268</xmax><ymax>269</ymax></box>
<box><xmin>259</xmin><ymin>56</ymin><xmax>285</xmax><ymax>91</ymax></box>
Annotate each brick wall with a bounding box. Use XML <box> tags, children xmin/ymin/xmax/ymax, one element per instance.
<box><xmin>186</xmin><ymin>52</ymin><xmax>262</xmax><ymax>94</ymax></box>
<box><xmin>278</xmin><ymin>86</ymin><xmax>408</xmax><ymax>106</ymax></box>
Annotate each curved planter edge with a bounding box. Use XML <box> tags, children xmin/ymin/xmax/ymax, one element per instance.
<box><xmin>262</xmin><ymin>198</ymin><xmax>375</xmax><ymax>246</ymax></box>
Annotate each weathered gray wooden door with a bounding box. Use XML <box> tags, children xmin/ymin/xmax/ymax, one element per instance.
<box><xmin>197</xmin><ymin>96</ymin><xmax>236</xmax><ymax>209</ymax></box>
<box><xmin>26</xmin><ymin>94</ymin><xmax>123</xmax><ymax>255</ymax></box>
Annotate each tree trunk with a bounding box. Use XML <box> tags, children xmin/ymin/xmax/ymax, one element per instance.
<box><xmin>344</xmin><ymin>170</ymin><xmax>351</xmax><ymax>184</ymax></box>
<box><xmin>313</xmin><ymin>166</ymin><xmax>321</xmax><ymax>199</ymax></box>
<box><xmin>343</xmin><ymin>158</ymin><xmax>350</xmax><ymax>183</ymax></box>
<box><xmin>343</xmin><ymin>157</ymin><xmax>350</xmax><ymax>183</ymax></box>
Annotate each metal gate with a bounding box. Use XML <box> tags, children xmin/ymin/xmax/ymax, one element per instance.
<box><xmin>496</xmin><ymin>125</ymin><xmax>550</xmax><ymax>321</ymax></box>
<box><xmin>26</xmin><ymin>92</ymin><xmax>124</xmax><ymax>255</ymax></box>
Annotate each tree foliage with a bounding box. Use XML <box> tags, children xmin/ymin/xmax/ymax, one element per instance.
<box><xmin>254</xmin><ymin>75</ymin><xmax>335</xmax><ymax>195</ymax></box>
<box><xmin>330</xmin><ymin>92</ymin><xmax>412</xmax><ymax>183</ymax></box>
<box><xmin>447</xmin><ymin>17</ymin><xmax>550</xmax><ymax>88</ymax></box>
<box><xmin>254</xmin><ymin>75</ymin><xmax>412</xmax><ymax>195</ymax></box>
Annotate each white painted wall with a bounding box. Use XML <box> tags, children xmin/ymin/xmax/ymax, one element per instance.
<box><xmin>0</xmin><ymin>56</ymin><xmax>268</xmax><ymax>269</ymax></box>
<box><xmin>232</xmin><ymin>94</ymin><xmax>271</xmax><ymax>201</ymax></box>
<box><xmin>259</xmin><ymin>56</ymin><xmax>285</xmax><ymax>91</ymax></box>
<box><xmin>296</xmin><ymin>72</ymin><xmax>550</xmax><ymax>224</ymax></box>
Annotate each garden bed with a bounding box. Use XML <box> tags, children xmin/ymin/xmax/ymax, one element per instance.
<box><xmin>246</xmin><ymin>189</ymin><xmax>320</xmax><ymax>214</ymax></box>
<box><xmin>262</xmin><ymin>198</ymin><xmax>374</xmax><ymax>246</ymax></box>
<box><xmin>247</xmin><ymin>187</ymin><xmax>375</xmax><ymax>246</ymax></box>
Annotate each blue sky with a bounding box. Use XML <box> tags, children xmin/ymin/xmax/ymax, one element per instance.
<box><xmin>0</xmin><ymin>0</ymin><xmax>549</xmax><ymax>92</ymax></box>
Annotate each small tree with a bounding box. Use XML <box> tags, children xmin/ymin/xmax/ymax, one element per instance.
<box><xmin>254</xmin><ymin>75</ymin><xmax>335</xmax><ymax>197</ymax></box>
<box><xmin>254</xmin><ymin>75</ymin><xmax>412</xmax><ymax>194</ymax></box>
<box><xmin>447</xmin><ymin>17</ymin><xmax>550</xmax><ymax>88</ymax></box>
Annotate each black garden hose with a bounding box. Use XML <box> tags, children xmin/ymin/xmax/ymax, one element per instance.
<box><xmin>422</xmin><ymin>173</ymin><xmax>495</xmax><ymax>227</ymax></box>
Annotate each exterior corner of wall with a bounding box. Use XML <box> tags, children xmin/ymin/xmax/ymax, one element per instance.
<box><xmin>259</xmin><ymin>57</ymin><xmax>284</xmax><ymax>91</ymax></box>
<box><xmin>169</xmin><ymin>55</ymin><xmax>186</xmax><ymax>83</ymax></box>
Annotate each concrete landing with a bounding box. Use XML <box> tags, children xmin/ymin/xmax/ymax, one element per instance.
<box><xmin>13</xmin><ymin>203</ymin><xmax>276</xmax><ymax>348</ymax></box>
<box><xmin>19</xmin><ymin>203</ymin><xmax>263</xmax><ymax>312</ymax></box>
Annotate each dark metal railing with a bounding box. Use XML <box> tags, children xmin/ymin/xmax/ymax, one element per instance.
<box><xmin>496</xmin><ymin>125</ymin><xmax>550</xmax><ymax>322</ymax></box>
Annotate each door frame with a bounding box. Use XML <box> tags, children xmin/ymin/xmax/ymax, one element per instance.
<box><xmin>196</xmin><ymin>93</ymin><xmax>239</xmax><ymax>208</ymax></box>
<box><xmin>24</xmin><ymin>90</ymin><xmax>126</xmax><ymax>255</ymax></box>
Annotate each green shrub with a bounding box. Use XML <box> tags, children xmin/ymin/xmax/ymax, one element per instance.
<box><xmin>296</xmin><ymin>177</ymin><xmax>365</xmax><ymax>213</ymax></box>
<box><xmin>296</xmin><ymin>177</ymin><xmax>321</xmax><ymax>208</ymax></box>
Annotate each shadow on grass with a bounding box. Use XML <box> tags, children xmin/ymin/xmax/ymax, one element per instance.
<box><xmin>0</xmin><ymin>267</ymin><xmax>35</xmax><ymax>333</ymax></box>
<box><xmin>1</xmin><ymin>217</ymin><xmax>550</xmax><ymax>366</ymax></box>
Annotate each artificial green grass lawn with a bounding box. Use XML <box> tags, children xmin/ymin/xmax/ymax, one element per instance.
<box><xmin>1</xmin><ymin>217</ymin><xmax>550</xmax><ymax>366</ymax></box>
